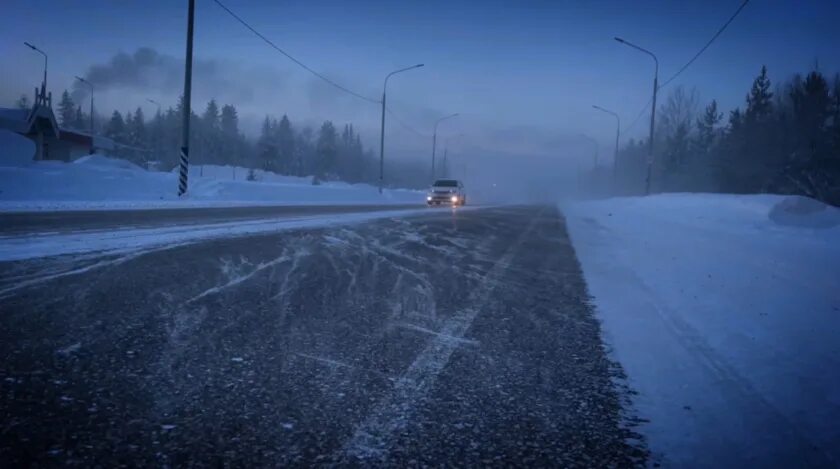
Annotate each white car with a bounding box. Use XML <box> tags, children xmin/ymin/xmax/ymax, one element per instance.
<box><xmin>426</xmin><ymin>179</ymin><xmax>466</xmax><ymax>206</ymax></box>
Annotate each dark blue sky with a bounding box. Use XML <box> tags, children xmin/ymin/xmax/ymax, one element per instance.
<box><xmin>2</xmin><ymin>0</ymin><xmax>839</xmax><ymax>164</ymax></box>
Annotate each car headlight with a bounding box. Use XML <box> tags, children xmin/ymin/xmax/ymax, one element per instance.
<box><xmin>451</xmin><ymin>195</ymin><xmax>458</xmax><ymax>202</ymax></box>
<box><xmin>427</xmin><ymin>196</ymin><xmax>432</xmax><ymax>201</ymax></box>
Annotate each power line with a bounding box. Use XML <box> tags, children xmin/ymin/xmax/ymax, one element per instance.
<box><xmin>659</xmin><ymin>0</ymin><xmax>751</xmax><ymax>89</ymax></box>
<box><xmin>212</xmin><ymin>0</ymin><xmax>380</xmax><ymax>105</ymax></box>
<box><xmin>622</xmin><ymin>0</ymin><xmax>750</xmax><ymax>137</ymax></box>
<box><xmin>623</xmin><ymin>97</ymin><xmax>653</xmax><ymax>134</ymax></box>
<box><xmin>386</xmin><ymin>107</ymin><xmax>429</xmax><ymax>138</ymax></box>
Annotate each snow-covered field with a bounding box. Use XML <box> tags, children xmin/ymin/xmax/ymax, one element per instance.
<box><xmin>565</xmin><ymin>194</ymin><xmax>840</xmax><ymax>467</ymax></box>
<box><xmin>0</xmin><ymin>130</ymin><xmax>422</xmax><ymax>211</ymax></box>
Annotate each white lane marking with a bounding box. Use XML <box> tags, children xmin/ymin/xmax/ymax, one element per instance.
<box><xmin>339</xmin><ymin>208</ymin><xmax>546</xmax><ymax>462</ymax></box>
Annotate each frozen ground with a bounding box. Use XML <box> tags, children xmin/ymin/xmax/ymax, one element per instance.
<box><xmin>0</xmin><ymin>130</ymin><xmax>422</xmax><ymax>211</ymax></box>
<box><xmin>564</xmin><ymin>193</ymin><xmax>840</xmax><ymax>467</ymax></box>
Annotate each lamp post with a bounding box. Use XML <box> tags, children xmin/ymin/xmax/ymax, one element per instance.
<box><xmin>443</xmin><ymin>133</ymin><xmax>464</xmax><ymax>178</ymax></box>
<box><xmin>578</xmin><ymin>134</ymin><xmax>598</xmax><ymax>169</ymax></box>
<box><xmin>592</xmin><ymin>105</ymin><xmax>620</xmax><ymax>189</ymax></box>
<box><xmin>147</xmin><ymin>98</ymin><xmax>162</xmax><ymax>115</ymax></box>
<box><xmin>74</xmin><ymin>76</ymin><xmax>95</xmax><ymax>154</ymax></box>
<box><xmin>431</xmin><ymin>113</ymin><xmax>458</xmax><ymax>180</ymax></box>
<box><xmin>615</xmin><ymin>37</ymin><xmax>658</xmax><ymax>195</ymax></box>
<box><xmin>147</xmin><ymin>99</ymin><xmax>162</xmax><ymax>163</ymax></box>
<box><xmin>24</xmin><ymin>42</ymin><xmax>47</xmax><ymax>99</ymax></box>
<box><xmin>379</xmin><ymin>64</ymin><xmax>424</xmax><ymax>193</ymax></box>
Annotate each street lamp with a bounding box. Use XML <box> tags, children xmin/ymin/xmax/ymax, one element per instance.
<box><xmin>147</xmin><ymin>98</ymin><xmax>162</xmax><ymax>115</ymax></box>
<box><xmin>615</xmin><ymin>36</ymin><xmax>658</xmax><ymax>195</ymax></box>
<box><xmin>147</xmin><ymin>99</ymin><xmax>163</xmax><ymax>163</ymax></box>
<box><xmin>592</xmin><ymin>105</ymin><xmax>621</xmax><ymax>189</ymax></box>
<box><xmin>24</xmin><ymin>42</ymin><xmax>47</xmax><ymax>97</ymax></box>
<box><xmin>443</xmin><ymin>133</ymin><xmax>464</xmax><ymax>178</ymax></box>
<box><xmin>379</xmin><ymin>64</ymin><xmax>424</xmax><ymax>193</ymax></box>
<box><xmin>74</xmin><ymin>76</ymin><xmax>95</xmax><ymax>154</ymax></box>
<box><xmin>431</xmin><ymin>113</ymin><xmax>458</xmax><ymax>180</ymax></box>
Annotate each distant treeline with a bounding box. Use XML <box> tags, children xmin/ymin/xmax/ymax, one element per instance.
<box><xmin>615</xmin><ymin>66</ymin><xmax>840</xmax><ymax>206</ymax></box>
<box><xmin>37</xmin><ymin>92</ymin><xmax>432</xmax><ymax>189</ymax></box>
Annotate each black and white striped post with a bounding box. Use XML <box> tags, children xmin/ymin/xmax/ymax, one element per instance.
<box><xmin>178</xmin><ymin>0</ymin><xmax>196</xmax><ymax>197</ymax></box>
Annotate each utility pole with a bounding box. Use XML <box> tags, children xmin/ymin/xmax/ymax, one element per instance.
<box><xmin>379</xmin><ymin>64</ymin><xmax>424</xmax><ymax>193</ymax></box>
<box><xmin>75</xmin><ymin>77</ymin><xmax>95</xmax><ymax>154</ymax></box>
<box><xmin>178</xmin><ymin>0</ymin><xmax>196</xmax><ymax>196</ymax></box>
<box><xmin>443</xmin><ymin>133</ymin><xmax>463</xmax><ymax>178</ymax></box>
<box><xmin>592</xmin><ymin>105</ymin><xmax>620</xmax><ymax>192</ymax></box>
<box><xmin>615</xmin><ymin>37</ymin><xmax>658</xmax><ymax>195</ymax></box>
<box><xmin>431</xmin><ymin>113</ymin><xmax>458</xmax><ymax>180</ymax></box>
<box><xmin>24</xmin><ymin>42</ymin><xmax>47</xmax><ymax>102</ymax></box>
<box><xmin>442</xmin><ymin>146</ymin><xmax>447</xmax><ymax>177</ymax></box>
<box><xmin>147</xmin><ymin>99</ymin><xmax>162</xmax><ymax>165</ymax></box>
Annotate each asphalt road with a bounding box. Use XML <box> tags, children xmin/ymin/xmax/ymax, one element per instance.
<box><xmin>0</xmin><ymin>204</ymin><xmax>420</xmax><ymax>236</ymax></box>
<box><xmin>0</xmin><ymin>205</ymin><xmax>647</xmax><ymax>466</ymax></box>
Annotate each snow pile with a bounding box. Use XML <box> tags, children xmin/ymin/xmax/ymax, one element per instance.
<box><xmin>768</xmin><ymin>195</ymin><xmax>840</xmax><ymax>228</ymax></box>
<box><xmin>0</xmin><ymin>130</ymin><xmax>35</xmax><ymax>166</ymax></box>
<box><xmin>0</xmin><ymin>154</ymin><xmax>423</xmax><ymax>211</ymax></box>
<box><xmin>564</xmin><ymin>193</ymin><xmax>840</xmax><ymax>467</ymax></box>
<box><xmin>75</xmin><ymin>154</ymin><xmax>145</xmax><ymax>172</ymax></box>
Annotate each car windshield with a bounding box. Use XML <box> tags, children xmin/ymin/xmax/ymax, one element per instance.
<box><xmin>433</xmin><ymin>180</ymin><xmax>458</xmax><ymax>187</ymax></box>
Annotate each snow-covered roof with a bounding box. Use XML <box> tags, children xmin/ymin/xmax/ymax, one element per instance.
<box><xmin>0</xmin><ymin>108</ymin><xmax>28</xmax><ymax>122</ymax></box>
<box><xmin>0</xmin><ymin>108</ymin><xmax>30</xmax><ymax>133</ymax></box>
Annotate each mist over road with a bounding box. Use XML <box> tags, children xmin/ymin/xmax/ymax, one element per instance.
<box><xmin>0</xmin><ymin>206</ymin><xmax>646</xmax><ymax>466</ymax></box>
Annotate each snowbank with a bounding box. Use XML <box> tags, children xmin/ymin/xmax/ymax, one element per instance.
<box><xmin>0</xmin><ymin>129</ymin><xmax>35</xmax><ymax>166</ymax></box>
<box><xmin>564</xmin><ymin>194</ymin><xmax>840</xmax><ymax>467</ymax></box>
<box><xmin>0</xmin><ymin>155</ymin><xmax>423</xmax><ymax>211</ymax></box>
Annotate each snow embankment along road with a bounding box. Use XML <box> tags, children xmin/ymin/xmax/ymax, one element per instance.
<box><xmin>564</xmin><ymin>193</ymin><xmax>840</xmax><ymax>467</ymax></box>
<box><xmin>0</xmin><ymin>134</ymin><xmax>423</xmax><ymax>212</ymax></box>
<box><xmin>0</xmin><ymin>206</ymin><xmax>489</xmax><ymax>263</ymax></box>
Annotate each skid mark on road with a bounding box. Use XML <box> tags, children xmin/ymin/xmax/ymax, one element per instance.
<box><xmin>0</xmin><ymin>245</ymin><xmax>186</xmax><ymax>300</ymax></box>
<box><xmin>339</xmin><ymin>208</ymin><xmax>546</xmax><ymax>462</ymax></box>
<box><xmin>187</xmin><ymin>253</ymin><xmax>294</xmax><ymax>303</ymax></box>
<box><xmin>395</xmin><ymin>322</ymin><xmax>479</xmax><ymax>346</ymax></box>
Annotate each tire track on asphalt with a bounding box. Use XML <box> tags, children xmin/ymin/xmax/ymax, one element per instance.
<box><xmin>338</xmin><ymin>207</ymin><xmax>548</xmax><ymax>462</ymax></box>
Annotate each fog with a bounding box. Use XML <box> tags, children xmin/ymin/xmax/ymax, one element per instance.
<box><xmin>3</xmin><ymin>1</ymin><xmax>837</xmax><ymax>205</ymax></box>
<box><xmin>48</xmin><ymin>45</ymin><xmax>599</xmax><ymax>203</ymax></box>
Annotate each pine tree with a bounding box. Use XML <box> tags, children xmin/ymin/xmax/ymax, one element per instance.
<box><xmin>745</xmin><ymin>65</ymin><xmax>773</xmax><ymax>123</ymax></box>
<box><xmin>696</xmin><ymin>100</ymin><xmax>723</xmax><ymax>155</ymax></box>
<box><xmin>220</xmin><ymin>104</ymin><xmax>239</xmax><ymax>136</ymax></box>
<box><xmin>201</xmin><ymin>99</ymin><xmax>221</xmax><ymax>164</ymax></box>
<box><xmin>220</xmin><ymin>104</ymin><xmax>242</xmax><ymax>166</ymax></box>
<box><xmin>129</xmin><ymin>107</ymin><xmax>147</xmax><ymax>155</ymax></box>
<box><xmin>257</xmin><ymin>116</ymin><xmax>278</xmax><ymax>172</ymax></box>
<box><xmin>315</xmin><ymin>121</ymin><xmax>338</xmax><ymax>181</ymax></box>
<box><xmin>790</xmin><ymin>70</ymin><xmax>831</xmax><ymax>151</ymax></box>
<box><xmin>276</xmin><ymin>114</ymin><xmax>295</xmax><ymax>174</ymax></box>
<box><xmin>296</xmin><ymin>126</ymin><xmax>314</xmax><ymax>176</ymax></box>
<box><xmin>57</xmin><ymin>90</ymin><xmax>76</xmax><ymax>128</ymax></box>
<box><xmin>832</xmin><ymin>74</ymin><xmax>840</xmax><ymax>156</ymax></box>
<box><xmin>73</xmin><ymin>106</ymin><xmax>86</xmax><ymax>131</ymax></box>
<box><xmin>105</xmin><ymin>111</ymin><xmax>127</xmax><ymax>143</ymax></box>
<box><xmin>16</xmin><ymin>94</ymin><xmax>30</xmax><ymax>110</ymax></box>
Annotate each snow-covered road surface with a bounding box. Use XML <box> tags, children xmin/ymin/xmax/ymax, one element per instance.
<box><xmin>565</xmin><ymin>194</ymin><xmax>840</xmax><ymax>467</ymax></box>
<box><xmin>0</xmin><ymin>205</ymin><xmax>475</xmax><ymax>262</ymax></box>
<box><xmin>0</xmin><ymin>206</ymin><xmax>645</xmax><ymax>466</ymax></box>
